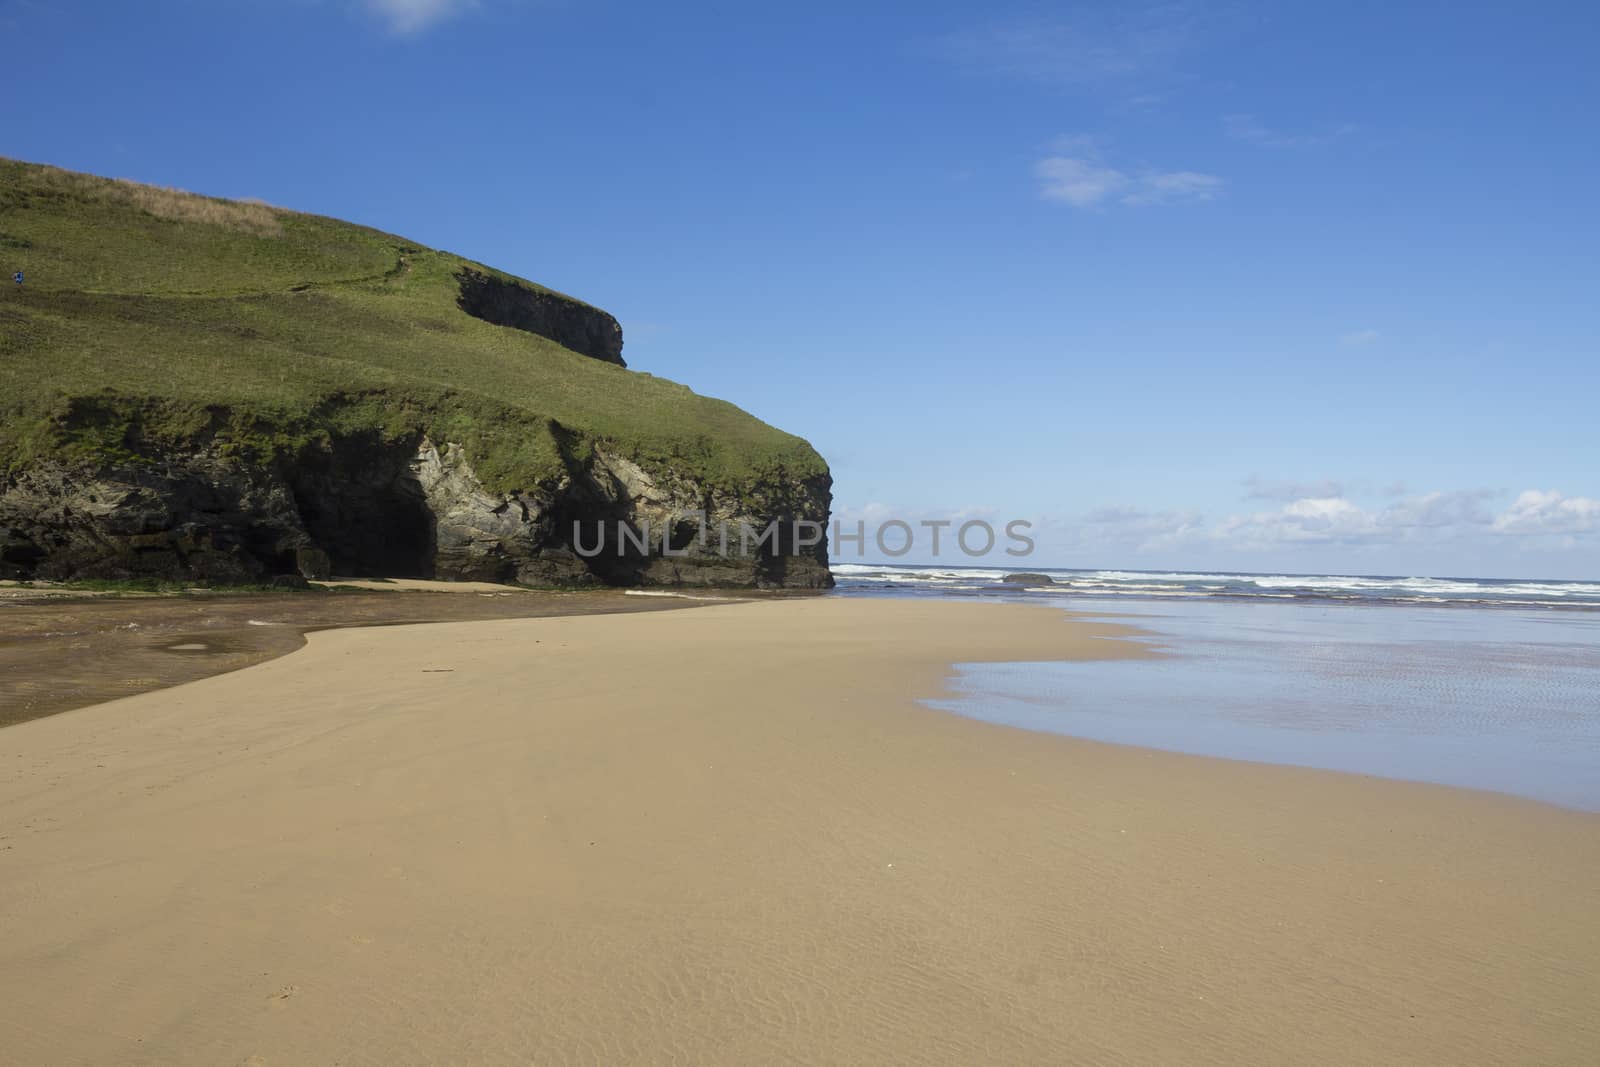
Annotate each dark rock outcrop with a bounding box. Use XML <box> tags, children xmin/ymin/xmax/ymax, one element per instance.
<box><xmin>0</xmin><ymin>452</ymin><xmax>309</xmax><ymax>584</ymax></box>
<box><xmin>0</xmin><ymin>424</ymin><xmax>832</xmax><ymax>589</ymax></box>
<box><xmin>1000</xmin><ymin>572</ymin><xmax>1055</xmax><ymax>585</ymax></box>
<box><xmin>456</xmin><ymin>269</ymin><xmax>625</xmax><ymax>367</ymax></box>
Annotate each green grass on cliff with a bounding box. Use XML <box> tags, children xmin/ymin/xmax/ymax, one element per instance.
<box><xmin>0</xmin><ymin>158</ymin><xmax>826</xmax><ymax>492</ymax></box>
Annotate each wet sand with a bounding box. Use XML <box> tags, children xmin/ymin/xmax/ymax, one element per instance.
<box><xmin>0</xmin><ymin>582</ymin><xmax>707</xmax><ymax>727</ymax></box>
<box><xmin>1</xmin><ymin>598</ymin><xmax>1596</xmax><ymax>1065</ymax></box>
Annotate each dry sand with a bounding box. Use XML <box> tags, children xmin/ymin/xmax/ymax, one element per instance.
<box><xmin>1</xmin><ymin>598</ymin><xmax>1596</xmax><ymax>1065</ymax></box>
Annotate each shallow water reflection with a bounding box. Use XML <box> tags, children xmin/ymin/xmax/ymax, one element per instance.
<box><xmin>925</xmin><ymin>600</ymin><xmax>1600</xmax><ymax>810</ymax></box>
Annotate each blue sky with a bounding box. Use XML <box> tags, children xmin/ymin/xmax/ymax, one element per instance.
<box><xmin>4</xmin><ymin>0</ymin><xmax>1597</xmax><ymax>577</ymax></box>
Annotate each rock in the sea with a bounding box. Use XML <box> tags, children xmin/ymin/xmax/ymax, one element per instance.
<box><xmin>1000</xmin><ymin>572</ymin><xmax>1055</xmax><ymax>585</ymax></box>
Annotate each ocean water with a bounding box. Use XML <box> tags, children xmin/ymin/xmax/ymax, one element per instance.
<box><xmin>834</xmin><ymin>569</ymin><xmax>1600</xmax><ymax>811</ymax></box>
<box><xmin>832</xmin><ymin>562</ymin><xmax>1600</xmax><ymax>610</ymax></box>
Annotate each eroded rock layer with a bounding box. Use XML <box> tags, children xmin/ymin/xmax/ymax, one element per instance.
<box><xmin>0</xmin><ymin>421</ymin><xmax>832</xmax><ymax>589</ymax></box>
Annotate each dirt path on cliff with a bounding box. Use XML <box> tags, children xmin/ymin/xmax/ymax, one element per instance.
<box><xmin>0</xmin><ymin>585</ymin><xmax>721</xmax><ymax>728</ymax></box>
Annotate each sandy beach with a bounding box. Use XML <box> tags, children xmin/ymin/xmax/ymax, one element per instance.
<box><xmin>1</xmin><ymin>597</ymin><xmax>1596</xmax><ymax>1065</ymax></box>
<box><xmin>0</xmin><ymin>582</ymin><xmax>706</xmax><ymax>727</ymax></box>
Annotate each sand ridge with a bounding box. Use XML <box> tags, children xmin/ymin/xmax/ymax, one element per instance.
<box><xmin>1</xmin><ymin>598</ymin><xmax>1596</xmax><ymax>1065</ymax></box>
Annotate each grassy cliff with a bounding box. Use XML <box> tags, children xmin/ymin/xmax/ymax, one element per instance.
<box><xmin>0</xmin><ymin>158</ymin><xmax>827</xmax><ymax>494</ymax></box>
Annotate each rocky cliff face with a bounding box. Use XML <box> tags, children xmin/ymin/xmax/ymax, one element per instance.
<box><xmin>0</xmin><ymin>158</ymin><xmax>831</xmax><ymax>589</ymax></box>
<box><xmin>0</xmin><ymin>423</ymin><xmax>833</xmax><ymax>589</ymax></box>
<box><xmin>456</xmin><ymin>270</ymin><xmax>626</xmax><ymax>367</ymax></box>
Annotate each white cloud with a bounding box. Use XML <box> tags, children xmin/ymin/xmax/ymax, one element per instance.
<box><xmin>1120</xmin><ymin>169</ymin><xmax>1223</xmax><ymax>205</ymax></box>
<box><xmin>1217</xmin><ymin>496</ymin><xmax>1379</xmax><ymax>546</ymax></box>
<box><xmin>1084</xmin><ymin>506</ymin><xmax>1203</xmax><ymax>535</ymax></box>
<box><xmin>1224</xmin><ymin>114</ymin><xmax>1356</xmax><ymax>148</ymax></box>
<box><xmin>1340</xmin><ymin>328</ymin><xmax>1380</xmax><ymax>346</ymax></box>
<box><xmin>837</xmin><ymin>487</ymin><xmax>1599</xmax><ymax>568</ymax></box>
<box><xmin>1035</xmin><ymin>156</ymin><xmax>1129</xmax><ymax>207</ymax></box>
<box><xmin>931</xmin><ymin>4</ymin><xmax>1221</xmax><ymax>88</ymax></box>
<box><xmin>364</xmin><ymin>0</ymin><xmax>477</xmax><ymax>33</ymax></box>
<box><xmin>1027</xmin><ymin>485</ymin><xmax>1599</xmax><ymax>570</ymax></box>
<box><xmin>1244</xmin><ymin>476</ymin><xmax>1346</xmax><ymax>502</ymax></box>
<box><xmin>1208</xmin><ymin>490</ymin><xmax>1504</xmax><ymax>549</ymax></box>
<box><xmin>1025</xmin><ymin>507</ymin><xmax>1205</xmax><ymax>557</ymax></box>
<box><xmin>1380</xmin><ymin>490</ymin><xmax>1495</xmax><ymax>530</ymax></box>
<box><xmin>1035</xmin><ymin>151</ymin><xmax>1222</xmax><ymax>208</ymax></box>
<box><xmin>1492</xmin><ymin>490</ymin><xmax>1600</xmax><ymax>536</ymax></box>
<box><xmin>1194</xmin><ymin>488</ymin><xmax>1600</xmax><ymax>550</ymax></box>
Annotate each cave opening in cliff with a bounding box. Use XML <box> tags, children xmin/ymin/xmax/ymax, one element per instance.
<box><xmin>289</xmin><ymin>442</ymin><xmax>438</xmax><ymax>579</ymax></box>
